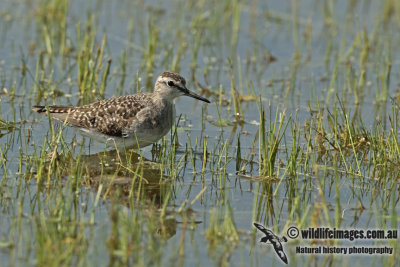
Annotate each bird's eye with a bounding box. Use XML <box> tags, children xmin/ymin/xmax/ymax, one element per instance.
<box><xmin>167</xmin><ymin>81</ymin><xmax>175</xmax><ymax>87</ymax></box>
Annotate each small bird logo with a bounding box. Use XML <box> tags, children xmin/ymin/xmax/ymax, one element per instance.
<box><xmin>254</xmin><ymin>223</ymin><xmax>288</xmax><ymax>264</ymax></box>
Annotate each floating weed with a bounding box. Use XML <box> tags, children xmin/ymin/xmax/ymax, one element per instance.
<box><xmin>210</xmin><ymin>119</ymin><xmax>235</xmax><ymax>128</ymax></box>
<box><xmin>0</xmin><ymin>119</ymin><xmax>18</xmax><ymax>138</ymax></box>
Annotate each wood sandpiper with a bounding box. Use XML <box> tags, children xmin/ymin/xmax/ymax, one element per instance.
<box><xmin>33</xmin><ymin>72</ymin><xmax>210</xmax><ymax>149</ymax></box>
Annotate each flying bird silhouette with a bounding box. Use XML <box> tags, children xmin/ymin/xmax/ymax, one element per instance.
<box><xmin>254</xmin><ymin>223</ymin><xmax>288</xmax><ymax>264</ymax></box>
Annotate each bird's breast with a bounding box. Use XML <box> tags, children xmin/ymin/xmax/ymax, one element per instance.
<box><xmin>128</xmin><ymin>100</ymin><xmax>175</xmax><ymax>143</ymax></box>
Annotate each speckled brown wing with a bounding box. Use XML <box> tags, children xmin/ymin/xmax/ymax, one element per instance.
<box><xmin>33</xmin><ymin>94</ymin><xmax>154</xmax><ymax>137</ymax></box>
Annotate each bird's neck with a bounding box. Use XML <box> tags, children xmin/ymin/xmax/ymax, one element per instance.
<box><xmin>153</xmin><ymin>92</ymin><xmax>175</xmax><ymax>105</ymax></box>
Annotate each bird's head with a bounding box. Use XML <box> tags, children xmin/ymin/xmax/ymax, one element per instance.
<box><xmin>154</xmin><ymin>72</ymin><xmax>210</xmax><ymax>103</ymax></box>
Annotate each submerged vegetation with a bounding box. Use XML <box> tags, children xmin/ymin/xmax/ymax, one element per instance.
<box><xmin>0</xmin><ymin>0</ymin><xmax>399</xmax><ymax>266</ymax></box>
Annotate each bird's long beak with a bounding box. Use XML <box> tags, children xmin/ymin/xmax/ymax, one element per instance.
<box><xmin>183</xmin><ymin>87</ymin><xmax>210</xmax><ymax>103</ymax></box>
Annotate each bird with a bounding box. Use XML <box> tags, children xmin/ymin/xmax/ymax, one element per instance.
<box><xmin>32</xmin><ymin>71</ymin><xmax>210</xmax><ymax>149</ymax></box>
<box><xmin>254</xmin><ymin>223</ymin><xmax>288</xmax><ymax>264</ymax></box>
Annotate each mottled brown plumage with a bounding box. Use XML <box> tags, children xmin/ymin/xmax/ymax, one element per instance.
<box><xmin>33</xmin><ymin>72</ymin><xmax>210</xmax><ymax>149</ymax></box>
<box><xmin>33</xmin><ymin>94</ymin><xmax>153</xmax><ymax>137</ymax></box>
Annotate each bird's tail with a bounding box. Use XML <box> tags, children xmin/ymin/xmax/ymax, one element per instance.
<box><xmin>32</xmin><ymin>105</ymin><xmax>72</xmax><ymax>114</ymax></box>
